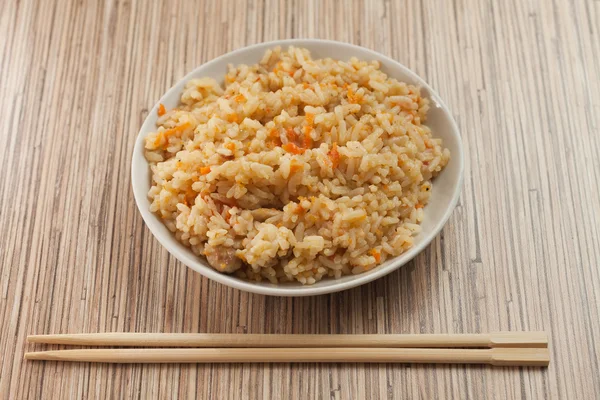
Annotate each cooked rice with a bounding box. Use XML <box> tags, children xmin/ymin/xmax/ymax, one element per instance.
<box><xmin>144</xmin><ymin>46</ymin><xmax>450</xmax><ymax>285</ymax></box>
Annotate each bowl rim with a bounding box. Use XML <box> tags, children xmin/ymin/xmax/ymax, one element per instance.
<box><xmin>131</xmin><ymin>38</ymin><xmax>464</xmax><ymax>296</ymax></box>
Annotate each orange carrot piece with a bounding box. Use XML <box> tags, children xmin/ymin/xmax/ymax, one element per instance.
<box><xmin>157</xmin><ymin>103</ymin><xmax>166</xmax><ymax>116</ymax></box>
<box><xmin>286</xmin><ymin>127</ymin><xmax>297</xmax><ymax>142</ymax></box>
<box><xmin>347</xmin><ymin>87</ymin><xmax>362</xmax><ymax>104</ymax></box>
<box><xmin>370</xmin><ymin>249</ymin><xmax>381</xmax><ymax>263</ymax></box>
<box><xmin>305</xmin><ymin>112</ymin><xmax>314</xmax><ymax>125</ymax></box>
<box><xmin>224</xmin><ymin>142</ymin><xmax>235</xmax><ymax>151</ymax></box>
<box><xmin>282</xmin><ymin>143</ymin><xmax>305</xmax><ymax>154</ymax></box>
<box><xmin>289</xmin><ymin>161</ymin><xmax>303</xmax><ymax>174</ymax></box>
<box><xmin>302</xmin><ymin>125</ymin><xmax>312</xmax><ymax>148</ymax></box>
<box><xmin>328</xmin><ymin>142</ymin><xmax>340</xmax><ymax>168</ymax></box>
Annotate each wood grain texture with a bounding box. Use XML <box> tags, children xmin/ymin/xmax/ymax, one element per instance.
<box><xmin>1</xmin><ymin>0</ymin><xmax>599</xmax><ymax>398</ymax></box>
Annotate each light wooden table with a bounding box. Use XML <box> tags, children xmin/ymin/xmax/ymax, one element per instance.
<box><xmin>1</xmin><ymin>0</ymin><xmax>599</xmax><ymax>398</ymax></box>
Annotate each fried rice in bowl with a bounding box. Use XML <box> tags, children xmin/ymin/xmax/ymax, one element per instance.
<box><xmin>132</xmin><ymin>39</ymin><xmax>463</xmax><ymax>296</ymax></box>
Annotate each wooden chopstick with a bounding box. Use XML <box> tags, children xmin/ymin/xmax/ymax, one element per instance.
<box><xmin>24</xmin><ymin>347</ymin><xmax>550</xmax><ymax>366</ymax></box>
<box><xmin>26</xmin><ymin>332</ymin><xmax>548</xmax><ymax>348</ymax></box>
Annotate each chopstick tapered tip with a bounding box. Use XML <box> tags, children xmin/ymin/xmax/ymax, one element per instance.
<box><xmin>25</xmin><ymin>351</ymin><xmax>59</xmax><ymax>361</ymax></box>
<box><xmin>27</xmin><ymin>334</ymin><xmax>65</xmax><ymax>344</ymax></box>
<box><xmin>27</xmin><ymin>335</ymin><xmax>40</xmax><ymax>343</ymax></box>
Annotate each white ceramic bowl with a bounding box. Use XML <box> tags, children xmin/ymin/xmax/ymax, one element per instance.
<box><xmin>132</xmin><ymin>39</ymin><xmax>463</xmax><ymax>296</ymax></box>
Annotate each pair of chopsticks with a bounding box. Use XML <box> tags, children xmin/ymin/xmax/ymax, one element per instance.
<box><xmin>25</xmin><ymin>332</ymin><xmax>550</xmax><ymax>366</ymax></box>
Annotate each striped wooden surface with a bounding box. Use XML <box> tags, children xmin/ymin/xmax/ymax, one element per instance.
<box><xmin>1</xmin><ymin>0</ymin><xmax>599</xmax><ymax>398</ymax></box>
